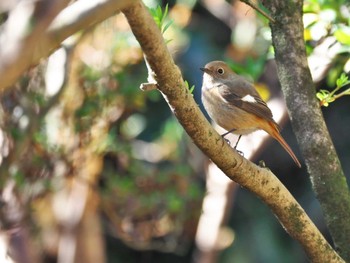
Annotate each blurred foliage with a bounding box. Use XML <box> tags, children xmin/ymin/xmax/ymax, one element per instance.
<box><xmin>0</xmin><ymin>3</ymin><xmax>204</xmax><ymax>261</ymax></box>
<box><xmin>227</xmin><ymin>55</ymin><xmax>267</xmax><ymax>81</ymax></box>
<box><xmin>304</xmin><ymin>0</ymin><xmax>350</xmax><ymax>106</ymax></box>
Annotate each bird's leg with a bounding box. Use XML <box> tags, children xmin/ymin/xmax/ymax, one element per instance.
<box><xmin>234</xmin><ymin>135</ymin><xmax>244</xmax><ymax>156</ymax></box>
<box><xmin>221</xmin><ymin>128</ymin><xmax>236</xmax><ymax>146</ymax></box>
<box><xmin>221</xmin><ymin>130</ymin><xmax>244</xmax><ymax>156</ymax></box>
<box><xmin>221</xmin><ymin>129</ymin><xmax>241</xmax><ymax>148</ymax></box>
<box><xmin>234</xmin><ymin>135</ymin><xmax>242</xmax><ymax>150</ymax></box>
<box><xmin>221</xmin><ymin>128</ymin><xmax>235</xmax><ymax>138</ymax></box>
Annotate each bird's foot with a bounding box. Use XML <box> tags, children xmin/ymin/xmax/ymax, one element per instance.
<box><xmin>236</xmin><ymin>149</ymin><xmax>244</xmax><ymax>156</ymax></box>
<box><xmin>223</xmin><ymin>137</ymin><xmax>231</xmax><ymax>146</ymax></box>
<box><xmin>221</xmin><ymin>136</ymin><xmax>244</xmax><ymax>156</ymax></box>
<box><xmin>220</xmin><ymin>128</ymin><xmax>236</xmax><ymax>146</ymax></box>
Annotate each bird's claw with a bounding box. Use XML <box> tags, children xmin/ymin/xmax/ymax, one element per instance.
<box><xmin>221</xmin><ymin>136</ymin><xmax>244</xmax><ymax>156</ymax></box>
<box><xmin>223</xmin><ymin>137</ymin><xmax>231</xmax><ymax>146</ymax></box>
<box><xmin>236</xmin><ymin>149</ymin><xmax>244</xmax><ymax>156</ymax></box>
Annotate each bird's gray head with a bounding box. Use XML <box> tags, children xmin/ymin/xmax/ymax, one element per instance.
<box><xmin>200</xmin><ymin>61</ymin><xmax>236</xmax><ymax>85</ymax></box>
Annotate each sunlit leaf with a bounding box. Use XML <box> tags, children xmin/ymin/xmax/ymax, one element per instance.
<box><xmin>162</xmin><ymin>20</ymin><xmax>173</xmax><ymax>34</ymax></box>
<box><xmin>336</xmin><ymin>73</ymin><xmax>349</xmax><ymax>87</ymax></box>
<box><xmin>334</xmin><ymin>25</ymin><xmax>350</xmax><ymax>45</ymax></box>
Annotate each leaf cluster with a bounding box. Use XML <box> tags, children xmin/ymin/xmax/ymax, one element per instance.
<box><xmin>317</xmin><ymin>73</ymin><xmax>350</xmax><ymax>106</ymax></box>
<box><xmin>149</xmin><ymin>4</ymin><xmax>173</xmax><ymax>34</ymax></box>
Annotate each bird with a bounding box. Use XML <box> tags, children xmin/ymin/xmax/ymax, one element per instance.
<box><xmin>200</xmin><ymin>60</ymin><xmax>301</xmax><ymax>168</ymax></box>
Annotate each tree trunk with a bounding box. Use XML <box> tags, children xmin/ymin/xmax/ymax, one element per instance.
<box><xmin>263</xmin><ymin>0</ymin><xmax>350</xmax><ymax>260</ymax></box>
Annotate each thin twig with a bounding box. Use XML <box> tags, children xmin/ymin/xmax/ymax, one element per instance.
<box><xmin>240</xmin><ymin>0</ymin><xmax>275</xmax><ymax>23</ymax></box>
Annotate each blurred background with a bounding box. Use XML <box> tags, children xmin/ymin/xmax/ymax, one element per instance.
<box><xmin>0</xmin><ymin>0</ymin><xmax>349</xmax><ymax>262</ymax></box>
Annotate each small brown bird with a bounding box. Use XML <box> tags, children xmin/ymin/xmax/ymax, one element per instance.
<box><xmin>200</xmin><ymin>60</ymin><xmax>301</xmax><ymax>168</ymax></box>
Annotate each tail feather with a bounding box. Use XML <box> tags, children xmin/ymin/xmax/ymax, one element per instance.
<box><xmin>268</xmin><ymin>123</ymin><xmax>301</xmax><ymax>168</ymax></box>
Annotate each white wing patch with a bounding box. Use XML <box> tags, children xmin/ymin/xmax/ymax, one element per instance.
<box><xmin>241</xmin><ymin>94</ymin><xmax>257</xmax><ymax>103</ymax></box>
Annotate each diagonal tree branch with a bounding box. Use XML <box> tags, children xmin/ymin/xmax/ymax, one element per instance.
<box><xmin>262</xmin><ymin>0</ymin><xmax>350</xmax><ymax>261</ymax></box>
<box><xmin>122</xmin><ymin>1</ymin><xmax>344</xmax><ymax>262</ymax></box>
<box><xmin>0</xmin><ymin>0</ymin><xmax>136</xmax><ymax>93</ymax></box>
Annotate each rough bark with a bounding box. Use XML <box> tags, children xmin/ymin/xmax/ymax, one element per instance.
<box><xmin>122</xmin><ymin>2</ymin><xmax>344</xmax><ymax>262</ymax></box>
<box><xmin>262</xmin><ymin>0</ymin><xmax>350</xmax><ymax>261</ymax></box>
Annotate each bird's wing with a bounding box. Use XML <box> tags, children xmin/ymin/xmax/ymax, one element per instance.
<box><xmin>218</xmin><ymin>79</ymin><xmax>279</xmax><ymax>128</ymax></box>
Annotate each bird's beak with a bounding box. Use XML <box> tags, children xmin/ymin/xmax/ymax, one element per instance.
<box><xmin>200</xmin><ymin>67</ymin><xmax>212</xmax><ymax>74</ymax></box>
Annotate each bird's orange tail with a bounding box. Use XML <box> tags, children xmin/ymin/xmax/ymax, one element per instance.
<box><xmin>267</xmin><ymin>123</ymin><xmax>301</xmax><ymax>168</ymax></box>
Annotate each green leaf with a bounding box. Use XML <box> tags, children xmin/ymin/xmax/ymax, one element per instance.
<box><xmin>189</xmin><ymin>85</ymin><xmax>195</xmax><ymax>94</ymax></box>
<box><xmin>162</xmin><ymin>20</ymin><xmax>173</xmax><ymax>34</ymax></box>
<box><xmin>165</xmin><ymin>38</ymin><xmax>173</xmax><ymax>44</ymax></box>
<box><xmin>184</xmin><ymin>80</ymin><xmax>195</xmax><ymax>94</ymax></box>
<box><xmin>334</xmin><ymin>25</ymin><xmax>350</xmax><ymax>45</ymax></box>
<box><xmin>316</xmin><ymin>92</ymin><xmax>325</xmax><ymax>100</ymax></box>
<box><xmin>336</xmin><ymin>73</ymin><xmax>349</xmax><ymax>87</ymax></box>
<box><xmin>163</xmin><ymin>4</ymin><xmax>169</xmax><ymax>23</ymax></box>
<box><xmin>149</xmin><ymin>4</ymin><xmax>173</xmax><ymax>36</ymax></box>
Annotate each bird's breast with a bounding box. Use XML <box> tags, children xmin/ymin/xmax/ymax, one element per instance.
<box><xmin>202</xmin><ymin>86</ymin><xmax>260</xmax><ymax>135</ymax></box>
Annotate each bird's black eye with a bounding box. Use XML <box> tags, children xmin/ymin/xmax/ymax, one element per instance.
<box><xmin>217</xmin><ymin>68</ymin><xmax>224</xmax><ymax>75</ymax></box>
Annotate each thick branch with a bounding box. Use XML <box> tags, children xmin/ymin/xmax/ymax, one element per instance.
<box><xmin>122</xmin><ymin>2</ymin><xmax>343</xmax><ymax>262</ymax></box>
<box><xmin>0</xmin><ymin>0</ymin><xmax>136</xmax><ymax>93</ymax></box>
<box><xmin>262</xmin><ymin>0</ymin><xmax>350</xmax><ymax>261</ymax></box>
